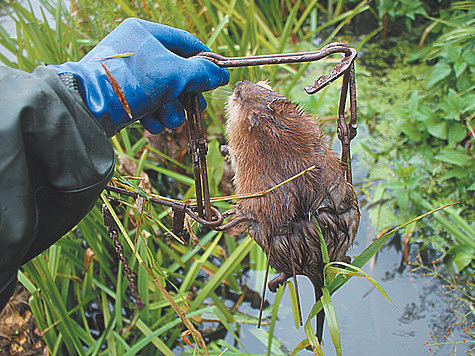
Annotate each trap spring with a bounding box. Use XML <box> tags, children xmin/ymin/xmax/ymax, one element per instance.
<box><xmin>104</xmin><ymin>42</ymin><xmax>358</xmax><ymax>235</ymax></box>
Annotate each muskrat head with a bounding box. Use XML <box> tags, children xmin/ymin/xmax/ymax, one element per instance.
<box><xmin>226</xmin><ymin>80</ymin><xmax>319</xmax><ymax>146</ymax></box>
<box><xmin>226</xmin><ymin>81</ymin><xmax>282</xmax><ymax>132</ymax></box>
<box><xmin>228</xmin><ymin>81</ymin><xmax>310</xmax><ymax>136</ymax></box>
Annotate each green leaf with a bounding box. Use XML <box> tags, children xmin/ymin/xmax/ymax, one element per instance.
<box><xmin>446</xmin><ymin>45</ymin><xmax>461</xmax><ymax>63</ymax></box>
<box><xmin>419</xmin><ymin>201</ymin><xmax>475</xmax><ymax>249</ymax></box>
<box><xmin>462</xmin><ymin>47</ymin><xmax>475</xmax><ymax>66</ymax></box>
<box><xmin>314</xmin><ymin>218</ymin><xmax>329</xmax><ymax>264</ymax></box>
<box><xmin>444</xmin><ymin>245</ymin><xmax>475</xmax><ymax>273</ymax></box>
<box><xmin>291</xmin><ymin>338</ymin><xmax>311</xmax><ymax>355</ymax></box>
<box><xmin>329</xmin><ymin>203</ymin><xmax>457</xmax><ymax>294</ymax></box>
<box><xmin>427</xmin><ymin>121</ymin><xmax>447</xmax><ymax>139</ymax></box>
<box><xmin>179</xmin><ymin>231</ymin><xmax>221</xmax><ymax>293</ymax></box>
<box><xmin>211</xmin><ymin>305</ymin><xmax>247</xmax><ymax>352</ymax></box>
<box><xmin>439</xmin><ymin>167</ymin><xmax>467</xmax><ymax>181</ymax></box>
<box><xmin>124</xmin><ymin>307</ymin><xmax>216</xmax><ymax>355</ymax></box>
<box><xmin>401</xmin><ymin>122</ymin><xmax>423</xmax><ymax>142</ymax></box>
<box><xmin>304</xmin><ymin>301</ymin><xmax>323</xmax><ymax>355</ymax></box>
<box><xmin>267</xmin><ymin>283</ymin><xmax>286</xmax><ymax>356</ymax></box>
<box><xmin>448</xmin><ymin>124</ymin><xmax>466</xmax><ymax>145</ymax></box>
<box><xmin>441</xmin><ymin>89</ymin><xmax>464</xmax><ymax>120</ymax></box>
<box><xmin>188</xmin><ymin>236</ymin><xmax>255</xmax><ymax>312</ymax></box>
<box><xmin>435</xmin><ymin>151</ymin><xmax>469</xmax><ymax>166</ymax></box>
<box><xmin>454</xmin><ymin>62</ymin><xmax>467</xmax><ymax>77</ymax></box>
<box><xmin>427</xmin><ymin>62</ymin><xmax>451</xmax><ymax>88</ymax></box>
<box><xmin>206</xmin><ymin>14</ymin><xmax>229</xmax><ymax>48</ymax></box>
<box><xmin>325</xmin><ymin>262</ymin><xmax>394</xmax><ymax>305</ymax></box>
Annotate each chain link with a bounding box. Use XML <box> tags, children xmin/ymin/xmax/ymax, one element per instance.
<box><xmin>102</xmin><ymin>204</ymin><xmax>144</xmax><ymax>310</ymax></box>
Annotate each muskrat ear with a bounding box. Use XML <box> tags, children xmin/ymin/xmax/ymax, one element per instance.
<box><xmin>257</xmin><ymin>80</ymin><xmax>273</xmax><ymax>91</ymax></box>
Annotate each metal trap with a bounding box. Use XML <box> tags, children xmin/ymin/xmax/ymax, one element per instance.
<box><xmin>102</xmin><ymin>42</ymin><xmax>358</xmax><ymax>316</ymax></box>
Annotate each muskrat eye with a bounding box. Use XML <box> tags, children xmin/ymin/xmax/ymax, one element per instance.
<box><xmin>234</xmin><ymin>88</ymin><xmax>242</xmax><ymax>99</ymax></box>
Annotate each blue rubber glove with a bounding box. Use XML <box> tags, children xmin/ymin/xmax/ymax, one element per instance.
<box><xmin>50</xmin><ymin>18</ymin><xmax>229</xmax><ymax>137</ymax></box>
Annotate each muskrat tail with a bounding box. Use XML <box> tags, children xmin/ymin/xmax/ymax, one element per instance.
<box><xmin>310</xmin><ymin>276</ymin><xmax>325</xmax><ymax>342</ymax></box>
<box><xmin>257</xmin><ymin>253</ymin><xmax>271</xmax><ymax>328</ymax></box>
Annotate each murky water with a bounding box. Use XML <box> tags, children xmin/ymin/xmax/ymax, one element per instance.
<box><xmin>240</xmin><ymin>235</ymin><xmax>469</xmax><ymax>355</ymax></box>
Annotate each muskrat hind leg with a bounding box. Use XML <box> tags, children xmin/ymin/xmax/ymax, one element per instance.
<box><xmin>268</xmin><ymin>272</ymin><xmax>291</xmax><ymax>292</ymax></box>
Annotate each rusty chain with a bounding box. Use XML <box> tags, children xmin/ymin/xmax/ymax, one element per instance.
<box><xmin>101</xmin><ymin>204</ymin><xmax>145</xmax><ymax>310</ymax></box>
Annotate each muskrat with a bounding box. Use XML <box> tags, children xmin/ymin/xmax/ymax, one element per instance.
<box><xmin>225</xmin><ymin>80</ymin><xmax>360</xmax><ymax>341</ymax></box>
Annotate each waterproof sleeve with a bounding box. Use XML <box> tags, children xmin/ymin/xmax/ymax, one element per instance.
<box><xmin>0</xmin><ymin>66</ymin><xmax>115</xmax><ymax>309</ymax></box>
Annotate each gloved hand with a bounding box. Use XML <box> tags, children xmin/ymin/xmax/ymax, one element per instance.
<box><xmin>50</xmin><ymin>18</ymin><xmax>229</xmax><ymax>137</ymax></box>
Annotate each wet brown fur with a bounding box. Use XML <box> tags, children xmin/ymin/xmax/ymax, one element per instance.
<box><xmin>226</xmin><ymin>81</ymin><xmax>360</xmax><ymax>339</ymax></box>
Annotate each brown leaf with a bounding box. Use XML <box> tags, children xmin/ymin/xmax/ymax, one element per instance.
<box><xmin>403</xmin><ymin>230</ymin><xmax>414</xmax><ymax>265</ymax></box>
<box><xmin>117</xmin><ymin>156</ymin><xmax>152</xmax><ymax>193</ymax></box>
<box><xmin>0</xmin><ymin>285</ymin><xmax>46</xmax><ymax>354</ymax></box>
<box><xmin>181</xmin><ymin>330</ymin><xmax>194</xmax><ymax>348</ymax></box>
<box><xmin>100</xmin><ymin>61</ymin><xmax>133</xmax><ymax>119</ymax></box>
<box><xmin>84</xmin><ymin>248</ymin><xmax>95</xmax><ymax>272</ymax></box>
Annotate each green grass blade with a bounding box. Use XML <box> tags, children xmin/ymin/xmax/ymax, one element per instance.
<box><xmin>207</xmin><ymin>14</ymin><xmax>230</xmax><ymax>48</ymax></box>
<box><xmin>135</xmin><ymin>318</ymin><xmax>175</xmax><ymax>356</ymax></box>
<box><xmin>212</xmin><ymin>305</ymin><xmax>247</xmax><ymax>352</ymax></box>
<box><xmin>291</xmin><ymin>338</ymin><xmax>311</xmax><ymax>355</ymax></box>
<box><xmin>124</xmin><ymin>307</ymin><xmax>215</xmax><ymax>355</ymax></box>
<box><xmin>24</xmin><ymin>258</ymin><xmax>86</xmax><ymax>355</ymax></box>
<box><xmin>90</xmin><ymin>312</ymin><xmax>117</xmax><ymax>356</ymax></box>
<box><xmin>292</xmin><ymin>0</ymin><xmax>319</xmax><ymax>35</ymax></box>
<box><xmin>287</xmin><ymin>280</ymin><xmax>301</xmax><ymax>328</ymax></box>
<box><xmin>266</xmin><ymin>282</ymin><xmax>286</xmax><ymax>356</ymax></box>
<box><xmin>135</xmin><ymin>148</ymin><xmax>149</xmax><ymax>176</ymax></box>
<box><xmin>304</xmin><ymin>301</ymin><xmax>323</xmax><ymax>355</ymax></box>
<box><xmin>188</xmin><ymin>236</ymin><xmax>255</xmax><ymax>312</ymax></box>
<box><xmin>179</xmin><ymin>232</ymin><xmax>222</xmax><ymax>293</ymax></box>
<box><xmin>326</xmin><ymin>262</ymin><xmax>394</xmax><ymax>305</ymax></box>
<box><xmin>419</xmin><ymin>201</ymin><xmax>475</xmax><ymax>247</ymax></box>
<box><xmin>315</xmin><ymin>218</ymin><xmax>329</xmax><ymax>264</ymax></box>
<box><xmin>321</xmin><ymin>286</ymin><xmax>341</xmax><ymax>356</ymax></box>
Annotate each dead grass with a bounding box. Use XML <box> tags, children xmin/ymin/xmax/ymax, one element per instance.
<box><xmin>0</xmin><ymin>285</ymin><xmax>47</xmax><ymax>355</ymax></box>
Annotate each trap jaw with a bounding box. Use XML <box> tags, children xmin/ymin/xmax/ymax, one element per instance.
<box><xmin>181</xmin><ymin>42</ymin><xmax>359</xmax><ymax>231</ymax></box>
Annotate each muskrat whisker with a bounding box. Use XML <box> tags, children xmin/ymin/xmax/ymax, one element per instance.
<box><xmin>258</xmin><ymin>253</ymin><xmax>271</xmax><ymax>329</ymax></box>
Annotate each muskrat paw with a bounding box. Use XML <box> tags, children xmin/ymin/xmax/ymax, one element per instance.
<box><xmin>268</xmin><ymin>272</ymin><xmax>291</xmax><ymax>292</ymax></box>
<box><xmin>341</xmin><ymin>255</ymin><xmax>351</xmax><ymax>263</ymax></box>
